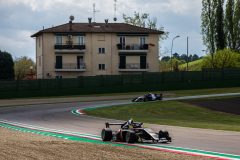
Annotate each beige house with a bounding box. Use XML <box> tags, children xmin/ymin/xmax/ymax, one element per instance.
<box><xmin>31</xmin><ymin>19</ymin><xmax>163</xmax><ymax>79</ymax></box>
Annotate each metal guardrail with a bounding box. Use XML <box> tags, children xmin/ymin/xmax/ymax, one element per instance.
<box><xmin>55</xmin><ymin>63</ymin><xmax>86</xmax><ymax>69</ymax></box>
<box><xmin>117</xmin><ymin>43</ymin><xmax>149</xmax><ymax>50</ymax></box>
<box><xmin>55</xmin><ymin>44</ymin><xmax>85</xmax><ymax>50</ymax></box>
<box><xmin>119</xmin><ymin>63</ymin><xmax>149</xmax><ymax>69</ymax></box>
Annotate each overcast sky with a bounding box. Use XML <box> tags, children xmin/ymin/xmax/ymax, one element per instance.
<box><xmin>0</xmin><ymin>0</ymin><xmax>205</xmax><ymax>60</ymax></box>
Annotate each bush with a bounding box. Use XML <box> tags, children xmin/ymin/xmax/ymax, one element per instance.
<box><xmin>0</xmin><ymin>50</ymin><xmax>14</xmax><ymax>80</ymax></box>
<box><xmin>202</xmin><ymin>49</ymin><xmax>240</xmax><ymax>69</ymax></box>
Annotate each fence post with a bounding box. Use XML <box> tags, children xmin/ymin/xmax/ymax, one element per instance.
<box><xmin>101</xmin><ymin>75</ymin><xmax>104</xmax><ymax>86</ymax></box>
<box><xmin>181</xmin><ymin>71</ymin><xmax>185</xmax><ymax>82</ymax></box>
<box><xmin>141</xmin><ymin>72</ymin><xmax>145</xmax><ymax>84</ymax></box>
<box><xmin>161</xmin><ymin>72</ymin><xmax>165</xmax><ymax>83</ymax></box>
<box><xmin>58</xmin><ymin>78</ymin><xmax>62</xmax><ymax>89</ymax></box>
<box><xmin>222</xmin><ymin>69</ymin><xmax>225</xmax><ymax>80</ymax></box>
<box><xmin>16</xmin><ymin>80</ymin><xmax>19</xmax><ymax>91</ymax></box>
<box><xmin>38</xmin><ymin>79</ymin><xmax>41</xmax><ymax>90</ymax></box>
<box><xmin>201</xmin><ymin>69</ymin><xmax>205</xmax><ymax>81</ymax></box>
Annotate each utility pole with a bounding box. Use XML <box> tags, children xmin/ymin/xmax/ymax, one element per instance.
<box><xmin>187</xmin><ymin>36</ymin><xmax>189</xmax><ymax>71</ymax></box>
<box><xmin>170</xmin><ymin>35</ymin><xmax>180</xmax><ymax>71</ymax></box>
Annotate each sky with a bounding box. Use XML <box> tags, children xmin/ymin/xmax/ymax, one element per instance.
<box><xmin>0</xmin><ymin>0</ymin><xmax>205</xmax><ymax>61</ymax></box>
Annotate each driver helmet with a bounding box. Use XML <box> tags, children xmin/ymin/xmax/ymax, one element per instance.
<box><xmin>128</xmin><ymin>118</ymin><xmax>133</xmax><ymax>124</ymax></box>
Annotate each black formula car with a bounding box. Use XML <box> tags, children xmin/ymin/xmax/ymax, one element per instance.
<box><xmin>101</xmin><ymin>119</ymin><xmax>171</xmax><ymax>143</ymax></box>
<box><xmin>132</xmin><ymin>93</ymin><xmax>163</xmax><ymax>102</ymax></box>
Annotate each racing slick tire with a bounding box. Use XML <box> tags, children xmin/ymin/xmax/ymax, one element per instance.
<box><xmin>125</xmin><ymin>131</ymin><xmax>136</xmax><ymax>143</ymax></box>
<box><xmin>158</xmin><ymin>130</ymin><xmax>164</xmax><ymax>139</ymax></box>
<box><xmin>159</xmin><ymin>130</ymin><xmax>171</xmax><ymax>142</ymax></box>
<box><xmin>139</xmin><ymin>98</ymin><xmax>145</xmax><ymax>102</ymax></box>
<box><xmin>101</xmin><ymin>128</ymin><xmax>113</xmax><ymax>141</ymax></box>
<box><xmin>163</xmin><ymin>131</ymin><xmax>172</xmax><ymax>142</ymax></box>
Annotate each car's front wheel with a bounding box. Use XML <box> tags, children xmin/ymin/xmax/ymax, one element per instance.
<box><xmin>125</xmin><ymin>131</ymin><xmax>136</xmax><ymax>143</ymax></box>
<box><xmin>101</xmin><ymin>128</ymin><xmax>112</xmax><ymax>141</ymax></box>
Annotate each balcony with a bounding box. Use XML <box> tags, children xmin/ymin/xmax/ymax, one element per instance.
<box><xmin>117</xmin><ymin>43</ymin><xmax>149</xmax><ymax>53</ymax></box>
<box><xmin>119</xmin><ymin>63</ymin><xmax>149</xmax><ymax>72</ymax></box>
<box><xmin>55</xmin><ymin>42</ymin><xmax>86</xmax><ymax>53</ymax></box>
<box><xmin>55</xmin><ymin>63</ymin><xmax>86</xmax><ymax>72</ymax></box>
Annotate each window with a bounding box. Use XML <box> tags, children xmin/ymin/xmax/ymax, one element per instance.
<box><xmin>98</xmin><ymin>64</ymin><xmax>105</xmax><ymax>70</ymax></box>
<box><xmin>140</xmin><ymin>37</ymin><xmax>146</xmax><ymax>46</ymax></box>
<box><xmin>55</xmin><ymin>56</ymin><xmax>62</xmax><ymax>69</ymax></box>
<box><xmin>98</xmin><ymin>48</ymin><xmax>105</xmax><ymax>54</ymax></box>
<box><xmin>56</xmin><ymin>36</ymin><xmax>62</xmax><ymax>45</ymax></box>
<box><xmin>77</xmin><ymin>36</ymin><xmax>85</xmax><ymax>45</ymax></box>
<box><xmin>120</xmin><ymin>36</ymin><xmax>126</xmax><ymax>45</ymax></box>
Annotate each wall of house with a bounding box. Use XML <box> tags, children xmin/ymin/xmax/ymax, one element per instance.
<box><xmin>42</xmin><ymin>33</ymin><xmax>55</xmax><ymax>79</ymax></box>
<box><xmin>36</xmin><ymin>32</ymin><xmax>160</xmax><ymax>79</ymax></box>
<box><xmin>148</xmin><ymin>34</ymin><xmax>160</xmax><ymax>72</ymax></box>
<box><xmin>36</xmin><ymin>36</ymin><xmax>43</xmax><ymax>79</ymax></box>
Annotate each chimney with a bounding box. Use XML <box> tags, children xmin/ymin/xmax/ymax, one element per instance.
<box><xmin>105</xmin><ymin>19</ymin><xmax>109</xmax><ymax>26</ymax></box>
<box><xmin>88</xmin><ymin>17</ymin><xmax>92</xmax><ymax>26</ymax></box>
<box><xmin>69</xmin><ymin>15</ymin><xmax>74</xmax><ymax>31</ymax></box>
<box><xmin>69</xmin><ymin>20</ymin><xmax>73</xmax><ymax>31</ymax></box>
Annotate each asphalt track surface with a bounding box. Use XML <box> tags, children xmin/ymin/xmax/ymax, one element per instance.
<box><xmin>0</xmin><ymin>96</ymin><xmax>240</xmax><ymax>156</ymax></box>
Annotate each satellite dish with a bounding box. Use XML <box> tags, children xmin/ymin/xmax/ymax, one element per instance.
<box><xmin>70</xmin><ymin>15</ymin><xmax>75</xmax><ymax>22</ymax></box>
<box><xmin>113</xmin><ymin>17</ymin><xmax>117</xmax><ymax>22</ymax></box>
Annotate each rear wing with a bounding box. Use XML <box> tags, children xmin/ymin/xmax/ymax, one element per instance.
<box><xmin>105</xmin><ymin>122</ymin><xmax>143</xmax><ymax>128</ymax></box>
<box><xmin>105</xmin><ymin>122</ymin><xmax>123</xmax><ymax>128</ymax></box>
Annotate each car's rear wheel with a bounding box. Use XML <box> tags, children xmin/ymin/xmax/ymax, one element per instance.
<box><xmin>139</xmin><ymin>98</ymin><xmax>144</xmax><ymax>102</ymax></box>
<box><xmin>163</xmin><ymin>131</ymin><xmax>171</xmax><ymax>142</ymax></box>
<box><xmin>159</xmin><ymin>130</ymin><xmax>164</xmax><ymax>139</ymax></box>
<box><xmin>101</xmin><ymin>128</ymin><xmax>112</xmax><ymax>141</ymax></box>
<box><xmin>125</xmin><ymin>131</ymin><xmax>136</xmax><ymax>143</ymax></box>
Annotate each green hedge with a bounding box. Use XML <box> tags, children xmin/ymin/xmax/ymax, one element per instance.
<box><xmin>0</xmin><ymin>70</ymin><xmax>240</xmax><ymax>99</ymax></box>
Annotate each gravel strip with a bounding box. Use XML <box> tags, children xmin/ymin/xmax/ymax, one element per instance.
<box><xmin>0</xmin><ymin>127</ymin><xmax>209</xmax><ymax>160</ymax></box>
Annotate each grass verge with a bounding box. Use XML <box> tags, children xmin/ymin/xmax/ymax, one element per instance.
<box><xmin>85</xmin><ymin>99</ymin><xmax>240</xmax><ymax>132</ymax></box>
<box><xmin>179</xmin><ymin>59</ymin><xmax>203</xmax><ymax>71</ymax></box>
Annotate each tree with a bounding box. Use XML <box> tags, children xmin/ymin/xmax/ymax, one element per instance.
<box><xmin>123</xmin><ymin>12</ymin><xmax>169</xmax><ymax>40</ymax></box>
<box><xmin>215</xmin><ymin>0</ymin><xmax>225</xmax><ymax>50</ymax></box>
<box><xmin>180</xmin><ymin>54</ymin><xmax>188</xmax><ymax>62</ymax></box>
<box><xmin>0</xmin><ymin>50</ymin><xmax>14</xmax><ymax>80</ymax></box>
<box><xmin>234</xmin><ymin>0</ymin><xmax>240</xmax><ymax>51</ymax></box>
<box><xmin>161</xmin><ymin>56</ymin><xmax>170</xmax><ymax>62</ymax></box>
<box><xmin>201</xmin><ymin>0</ymin><xmax>217</xmax><ymax>55</ymax></box>
<box><xmin>14</xmin><ymin>56</ymin><xmax>36</xmax><ymax>80</ymax></box>
<box><xmin>192</xmin><ymin>54</ymin><xmax>200</xmax><ymax>61</ymax></box>
<box><xmin>172</xmin><ymin>53</ymin><xmax>180</xmax><ymax>59</ymax></box>
<box><xmin>225</xmin><ymin>0</ymin><xmax>235</xmax><ymax>49</ymax></box>
<box><xmin>202</xmin><ymin>49</ymin><xmax>240</xmax><ymax>69</ymax></box>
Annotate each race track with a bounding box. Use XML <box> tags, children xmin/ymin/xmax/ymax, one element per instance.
<box><xmin>0</xmin><ymin>99</ymin><xmax>240</xmax><ymax>157</ymax></box>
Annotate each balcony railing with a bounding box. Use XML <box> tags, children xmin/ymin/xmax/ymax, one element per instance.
<box><xmin>119</xmin><ymin>63</ymin><xmax>149</xmax><ymax>70</ymax></box>
<box><xmin>55</xmin><ymin>63</ymin><xmax>86</xmax><ymax>71</ymax></box>
<box><xmin>55</xmin><ymin>43</ymin><xmax>86</xmax><ymax>50</ymax></box>
<box><xmin>117</xmin><ymin>43</ymin><xmax>149</xmax><ymax>50</ymax></box>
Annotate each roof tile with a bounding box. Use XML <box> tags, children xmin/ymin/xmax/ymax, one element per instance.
<box><xmin>31</xmin><ymin>23</ymin><xmax>163</xmax><ymax>37</ymax></box>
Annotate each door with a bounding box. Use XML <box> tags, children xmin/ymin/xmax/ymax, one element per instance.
<box><xmin>77</xmin><ymin>56</ymin><xmax>84</xmax><ymax>69</ymax></box>
<box><xmin>120</xmin><ymin>36</ymin><xmax>126</xmax><ymax>49</ymax></box>
<box><xmin>140</xmin><ymin>56</ymin><xmax>147</xmax><ymax>69</ymax></box>
<box><xmin>56</xmin><ymin>56</ymin><xmax>62</xmax><ymax>69</ymax></box>
<box><xmin>119</xmin><ymin>56</ymin><xmax>126</xmax><ymax>69</ymax></box>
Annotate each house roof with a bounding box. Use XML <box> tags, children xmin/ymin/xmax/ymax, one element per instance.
<box><xmin>31</xmin><ymin>22</ymin><xmax>164</xmax><ymax>37</ymax></box>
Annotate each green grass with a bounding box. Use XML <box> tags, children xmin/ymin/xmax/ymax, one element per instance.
<box><xmin>166</xmin><ymin>87</ymin><xmax>240</xmax><ymax>97</ymax></box>
<box><xmin>179</xmin><ymin>59</ymin><xmax>203</xmax><ymax>71</ymax></box>
<box><xmin>85</xmin><ymin>100</ymin><xmax>240</xmax><ymax>132</ymax></box>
